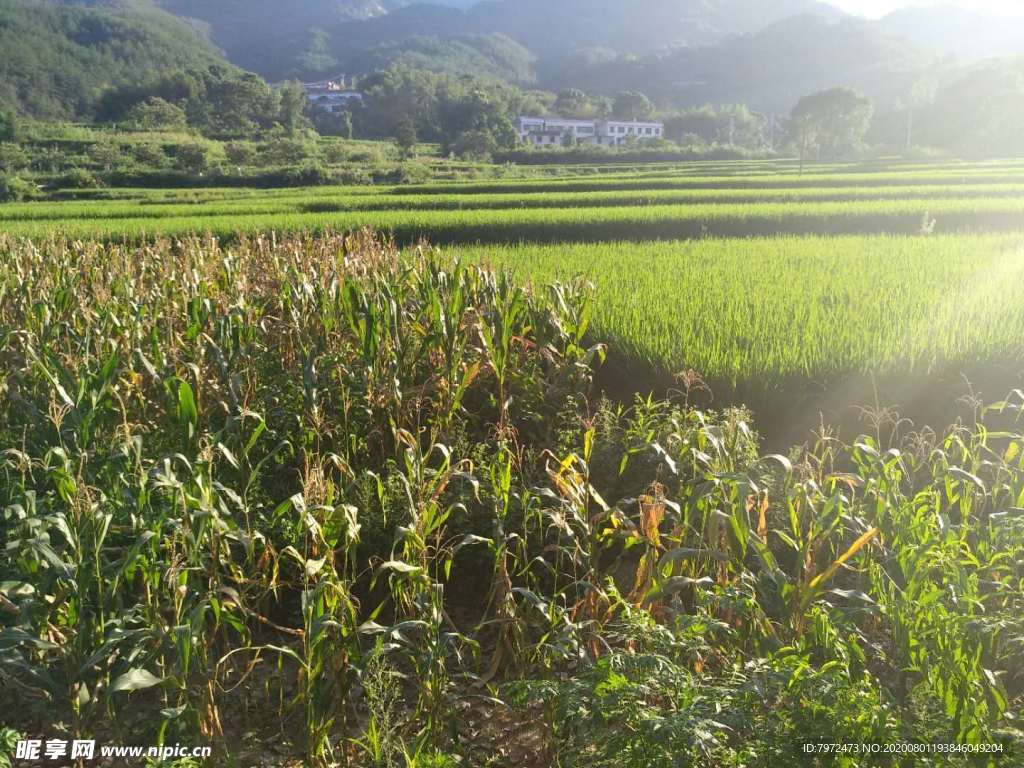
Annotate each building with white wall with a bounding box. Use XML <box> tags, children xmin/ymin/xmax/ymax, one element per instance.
<box><xmin>303</xmin><ymin>79</ymin><xmax>363</xmax><ymax>113</ymax></box>
<box><xmin>514</xmin><ymin>116</ymin><xmax>663</xmax><ymax>147</ymax></box>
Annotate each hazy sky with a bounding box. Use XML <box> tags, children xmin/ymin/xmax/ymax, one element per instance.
<box><xmin>829</xmin><ymin>0</ymin><xmax>1024</xmax><ymax>16</ymax></box>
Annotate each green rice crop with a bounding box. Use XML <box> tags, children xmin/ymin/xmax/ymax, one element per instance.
<box><xmin>4</xmin><ymin>195</ymin><xmax>1024</xmax><ymax>241</ymax></box>
<box><xmin>395</xmin><ymin>166</ymin><xmax>1024</xmax><ymax>195</ymax></box>
<box><xmin>6</xmin><ymin>182</ymin><xmax>1024</xmax><ymax>223</ymax></box>
<box><xmin>459</xmin><ymin>234</ymin><xmax>1024</xmax><ymax>384</ymax></box>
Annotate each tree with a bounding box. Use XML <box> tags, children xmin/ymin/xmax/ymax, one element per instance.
<box><xmin>277</xmin><ymin>81</ymin><xmax>309</xmax><ymax>136</ymax></box>
<box><xmin>0</xmin><ymin>172</ymin><xmax>36</xmax><ymax>202</ymax></box>
<box><xmin>790</xmin><ymin>87</ymin><xmax>873</xmax><ymax>169</ymax></box>
<box><xmin>194</xmin><ymin>69</ymin><xmax>280</xmax><ymax>137</ymax></box>
<box><xmin>593</xmin><ymin>96</ymin><xmax>614</xmax><ymax>119</ymax></box>
<box><xmin>394</xmin><ymin>118</ymin><xmax>418</xmax><ymax>155</ymax></box>
<box><xmin>900</xmin><ymin>77</ymin><xmax>937</xmax><ymax>150</ymax></box>
<box><xmin>666</xmin><ymin>104</ymin><xmax>766</xmax><ymax>149</ymax></box>
<box><xmin>293</xmin><ymin>29</ymin><xmax>338</xmax><ymax>76</ymax></box>
<box><xmin>0</xmin><ymin>143</ymin><xmax>29</xmax><ymax>173</ymax></box>
<box><xmin>451</xmin><ymin>129</ymin><xmax>498</xmax><ymax>161</ymax></box>
<box><xmin>311</xmin><ymin>107</ymin><xmax>354</xmax><ymax>138</ymax></box>
<box><xmin>338</xmin><ymin>111</ymin><xmax>354</xmax><ymax>141</ymax></box>
<box><xmin>0</xmin><ymin>110</ymin><xmax>19</xmax><ymax>143</ymax></box>
<box><xmin>126</xmin><ymin>98</ymin><xmax>188</xmax><ymax>132</ymax></box>
<box><xmin>438</xmin><ymin>88</ymin><xmax>518</xmax><ymax>156</ymax></box>
<box><xmin>224</xmin><ymin>142</ymin><xmax>256</xmax><ymax>166</ymax></box>
<box><xmin>359</xmin><ymin>65</ymin><xmax>442</xmax><ymax>140</ymax></box>
<box><xmin>554</xmin><ymin>89</ymin><xmax>587</xmax><ymax>117</ymax></box>
<box><xmin>87</xmin><ymin>140</ymin><xmax>125</xmax><ymax>172</ymax></box>
<box><xmin>916</xmin><ymin>63</ymin><xmax>1024</xmax><ymax>157</ymax></box>
<box><xmin>612</xmin><ymin>91</ymin><xmax>654</xmax><ymax>121</ymax></box>
<box><xmin>132</xmin><ymin>143</ymin><xmax>168</xmax><ymax>168</ymax></box>
<box><xmin>261</xmin><ymin>137</ymin><xmax>315</xmax><ymax>166</ymax></box>
<box><xmin>175</xmin><ymin>143</ymin><xmax>210</xmax><ymax>173</ymax></box>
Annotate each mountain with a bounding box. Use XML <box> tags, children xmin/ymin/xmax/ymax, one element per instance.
<box><xmin>456</xmin><ymin>0</ymin><xmax>846</xmax><ymax>55</ymax></box>
<box><xmin>353</xmin><ymin>34</ymin><xmax>536</xmax><ymax>83</ymax></box>
<box><xmin>148</xmin><ymin>0</ymin><xmax>845</xmax><ymax>81</ymax></box>
<box><xmin>541</xmin><ymin>15</ymin><xmax>931</xmax><ymax>113</ymax></box>
<box><xmin>154</xmin><ymin>0</ymin><xmax>478</xmax><ymax>75</ymax></box>
<box><xmin>0</xmin><ymin>0</ymin><xmax>231</xmax><ymax>118</ymax></box>
<box><xmin>875</xmin><ymin>5</ymin><xmax>1024</xmax><ymax>61</ymax></box>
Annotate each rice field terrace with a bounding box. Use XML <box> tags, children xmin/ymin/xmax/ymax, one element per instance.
<box><xmin>6</xmin><ymin>159</ymin><xmax>1024</xmax><ymax>238</ymax></box>
<box><xmin>2</xmin><ymin>158</ymin><xmax>1023</xmax><ymax>407</ymax></box>
<box><xmin>2</xmin><ymin>157</ymin><xmax>1024</xmax><ymax>766</ymax></box>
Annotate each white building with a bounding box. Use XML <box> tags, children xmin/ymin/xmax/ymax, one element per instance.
<box><xmin>515</xmin><ymin>116</ymin><xmax>663</xmax><ymax>147</ymax></box>
<box><xmin>303</xmin><ymin>79</ymin><xmax>363</xmax><ymax>113</ymax></box>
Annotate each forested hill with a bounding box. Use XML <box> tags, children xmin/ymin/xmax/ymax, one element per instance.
<box><xmin>0</xmin><ymin>0</ymin><xmax>231</xmax><ymax>118</ymax></box>
<box><xmin>540</xmin><ymin>15</ymin><xmax>931</xmax><ymax>113</ymax></box>
<box><xmin>149</xmin><ymin>0</ymin><xmax>844</xmax><ymax>81</ymax></box>
<box><xmin>153</xmin><ymin>0</ymin><xmax>475</xmax><ymax>76</ymax></box>
<box><xmin>876</xmin><ymin>5</ymin><xmax>1024</xmax><ymax>61</ymax></box>
<box><xmin>453</xmin><ymin>0</ymin><xmax>844</xmax><ymax>56</ymax></box>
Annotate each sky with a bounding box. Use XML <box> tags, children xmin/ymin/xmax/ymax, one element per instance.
<box><xmin>829</xmin><ymin>0</ymin><xmax>1024</xmax><ymax>17</ymax></box>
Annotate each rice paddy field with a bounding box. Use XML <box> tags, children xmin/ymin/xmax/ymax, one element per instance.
<box><xmin>4</xmin><ymin>156</ymin><xmax>1023</xmax><ymax>414</ymax></box>
<box><xmin>3</xmin><ymin>157</ymin><xmax>1024</xmax><ymax>766</ymax></box>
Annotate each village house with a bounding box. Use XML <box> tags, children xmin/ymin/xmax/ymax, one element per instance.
<box><xmin>303</xmin><ymin>78</ymin><xmax>364</xmax><ymax>113</ymax></box>
<box><xmin>514</xmin><ymin>116</ymin><xmax>664</xmax><ymax>147</ymax></box>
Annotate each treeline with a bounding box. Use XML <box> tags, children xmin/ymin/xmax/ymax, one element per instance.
<box><xmin>0</xmin><ymin>125</ymin><xmax>442</xmax><ymax>201</ymax></box>
<box><xmin>871</xmin><ymin>59</ymin><xmax>1024</xmax><ymax>158</ymax></box>
<box><xmin>98</xmin><ymin>67</ymin><xmax>309</xmax><ymax>139</ymax></box>
<box><xmin>340</xmin><ymin>66</ymin><xmax>547</xmax><ymax>157</ymax></box>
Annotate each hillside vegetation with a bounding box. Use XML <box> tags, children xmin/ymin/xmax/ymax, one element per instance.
<box><xmin>0</xmin><ymin>0</ymin><xmax>229</xmax><ymax>118</ymax></box>
<box><xmin>151</xmin><ymin>0</ymin><xmax>845</xmax><ymax>82</ymax></box>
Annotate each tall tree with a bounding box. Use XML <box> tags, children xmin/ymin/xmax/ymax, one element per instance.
<box><xmin>277</xmin><ymin>81</ymin><xmax>309</xmax><ymax>136</ymax></box>
<box><xmin>0</xmin><ymin>109</ymin><xmax>18</xmax><ymax>142</ymax></box>
<box><xmin>126</xmin><ymin>98</ymin><xmax>188</xmax><ymax>131</ymax></box>
<box><xmin>554</xmin><ymin>89</ymin><xmax>587</xmax><ymax>117</ymax></box>
<box><xmin>394</xmin><ymin>118</ymin><xmax>418</xmax><ymax>155</ymax></box>
<box><xmin>789</xmin><ymin>87</ymin><xmax>873</xmax><ymax>169</ymax></box>
<box><xmin>612</xmin><ymin>91</ymin><xmax>655</xmax><ymax>121</ymax></box>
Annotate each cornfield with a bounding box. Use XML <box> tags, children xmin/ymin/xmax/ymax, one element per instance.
<box><xmin>2</xmin><ymin>231</ymin><xmax>1022</xmax><ymax>767</ymax></box>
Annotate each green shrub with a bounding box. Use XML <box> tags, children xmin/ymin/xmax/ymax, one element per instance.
<box><xmin>0</xmin><ymin>142</ymin><xmax>29</xmax><ymax>173</ymax></box>
<box><xmin>335</xmin><ymin>167</ymin><xmax>373</xmax><ymax>185</ymax></box>
<box><xmin>224</xmin><ymin>141</ymin><xmax>256</xmax><ymax>166</ymax></box>
<box><xmin>174</xmin><ymin>144</ymin><xmax>210</xmax><ymax>174</ymax></box>
<box><xmin>87</xmin><ymin>140</ymin><xmax>127</xmax><ymax>171</ymax></box>
<box><xmin>0</xmin><ymin>109</ymin><xmax>18</xmax><ymax>143</ymax></box>
<box><xmin>259</xmin><ymin>137</ymin><xmax>316</xmax><ymax>166</ymax></box>
<box><xmin>59</xmin><ymin>167</ymin><xmax>101</xmax><ymax>189</ymax></box>
<box><xmin>0</xmin><ymin>172</ymin><xmax>37</xmax><ymax>201</ymax></box>
<box><xmin>451</xmin><ymin>129</ymin><xmax>497</xmax><ymax>161</ymax></box>
<box><xmin>275</xmin><ymin>161</ymin><xmax>331</xmax><ymax>186</ymax></box>
<box><xmin>348</xmin><ymin>144</ymin><xmax>385</xmax><ymax>165</ymax></box>
<box><xmin>126</xmin><ymin>97</ymin><xmax>188</xmax><ymax>132</ymax></box>
<box><xmin>393</xmin><ymin>160</ymin><xmax>432</xmax><ymax>185</ymax></box>
<box><xmin>131</xmin><ymin>143</ymin><xmax>168</xmax><ymax>169</ymax></box>
<box><xmin>322</xmin><ymin>140</ymin><xmax>354</xmax><ymax>165</ymax></box>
